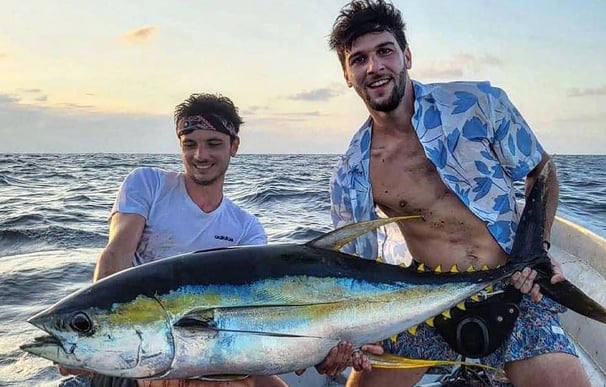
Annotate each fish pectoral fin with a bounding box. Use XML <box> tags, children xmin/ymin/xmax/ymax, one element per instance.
<box><xmin>367</xmin><ymin>353</ymin><xmax>499</xmax><ymax>372</ymax></box>
<box><xmin>212</xmin><ymin>328</ymin><xmax>328</xmax><ymax>340</ymax></box>
<box><xmin>306</xmin><ymin>216</ymin><xmax>422</xmax><ymax>251</ymax></box>
<box><xmin>198</xmin><ymin>374</ymin><xmax>250</xmax><ymax>381</ymax></box>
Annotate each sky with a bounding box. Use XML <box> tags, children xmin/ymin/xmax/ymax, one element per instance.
<box><xmin>1</xmin><ymin>0</ymin><xmax>605</xmax><ymax>154</ymax></box>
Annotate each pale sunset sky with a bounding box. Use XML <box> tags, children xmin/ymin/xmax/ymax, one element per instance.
<box><xmin>1</xmin><ymin>0</ymin><xmax>604</xmax><ymax>154</ymax></box>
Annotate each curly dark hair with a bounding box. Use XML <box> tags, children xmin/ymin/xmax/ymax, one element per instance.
<box><xmin>174</xmin><ymin>93</ymin><xmax>244</xmax><ymax>141</ymax></box>
<box><xmin>329</xmin><ymin>0</ymin><xmax>407</xmax><ymax>69</ymax></box>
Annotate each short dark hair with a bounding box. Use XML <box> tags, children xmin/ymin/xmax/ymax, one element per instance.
<box><xmin>174</xmin><ymin>93</ymin><xmax>244</xmax><ymax>141</ymax></box>
<box><xmin>329</xmin><ymin>0</ymin><xmax>407</xmax><ymax>69</ymax></box>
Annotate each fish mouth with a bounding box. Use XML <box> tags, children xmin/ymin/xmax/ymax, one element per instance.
<box><xmin>20</xmin><ymin>334</ymin><xmax>69</xmax><ymax>357</ymax></box>
<box><xmin>22</xmin><ymin>333</ymin><xmax>62</xmax><ymax>348</ymax></box>
<box><xmin>21</xmin><ymin>311</ymin><xmax>74</xmax><ymax>358</ymax></box>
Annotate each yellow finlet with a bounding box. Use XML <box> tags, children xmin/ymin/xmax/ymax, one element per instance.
<box><xmin>407</xmin><ymin>325</ymin><xmax>418</xmax><ymax>336</ymax></box>
<box><xmin>456</xmin><ymin>302</ymin><xmax>466</xmax><ymax>311</ymax></box>
<box><xmin>389</xmin><ymin>335</ymin><xmax>398</xmax><ymax>344</ymax></box>
<box><xmin>470</xmin><ymin>294</ymin><xmax>481</xmax><ymax>302</ymax></box>
<box><xmin>466</xmin><ymin>265</ymin><xmax>475</xmax><ymax>272</ymax></box>
<box><xmin>449</xmin><ymin>265</ymin><xmax>459</xmax><ymax>273</ymax></box>
<box><xmin>417</xmin><ymin>263</ymin><xmax>426</xmax><ymax>272</ymax></box>
<box><xmin>441</xmin><ymin>309</ymin><xmax>451</xmax><ymax>319</ymax></box>
<box><xmin>425</xmin><ymin>317</ymin><xmax>435</xmax><ymax>327</ymax></box>
<box><xmin>482</xmin><ymin>264</ymin><xmax>490</xmax><ymax>271</ymax></box>
<box><xmin>486</xmin><ymin>284</ymin><xmax>494</xmax><ymax>293</ymax></box>
<box><xmin>376</xmin><ymin>256</ymin><xmax>384</xmax><ymax>263</ymax></box>
<box><xmin>434</xmin><ymin>265</ymin><xmax>442</xmax><ymax>273</ymax></box>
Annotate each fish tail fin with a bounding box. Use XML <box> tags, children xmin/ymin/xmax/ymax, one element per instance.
<box><xmin>535</xmin><ymin>263</ymin><xmax>606</xmax><ymax>323</ymax></box>
<box><xmin>509</xmin><ymin>158</ymin><xmax>553</xmax><ymax>262</ymax></box>
<box><xmin>513</xmin><ymin>159</ymin><xmax>606</xmax><ymax>324</ymax></box>
<box><xmin>307</xmin><ymin>216</ymin><xmax>422</xmax><ymax>251</ymax></box>
<box><xmin>367</xmin><ymin>353</ymin><xmax>499</xmax><ymax>373</ymax></box>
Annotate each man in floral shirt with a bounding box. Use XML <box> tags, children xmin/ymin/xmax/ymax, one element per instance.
<box><xmin>321</xmin><ymin>1</ymin><xmax>590</xmax><ymax>386</ymax></box>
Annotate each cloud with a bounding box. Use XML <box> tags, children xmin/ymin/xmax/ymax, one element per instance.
<box><xmin>241</xmin><ymin>105</ymin><xmax>270</xmax><ymax>115</ymax></box>
<box><xmin>15</xmin><ymin>88</ymin><xmax>49</xmax><ymax>103</ymax></box>
<box><xmin>414</xmin><ymin>53</ymin><xmax>503</xmax><ymax>79</ymax></box>
<box><xmin>18</xmin><ymin>88</ymin><xmax>43</xmax><ymax>93</ymax></box>
<box><xmin>533</xmin><ymin>112</ymin><xmax>606</xmax><ymax>155</ymax></box>
<box><xmin>247</xmin><ymin>110</ymin><xmax>323</xmax><ymax>124</ymax></box>
<box><xmin>121</xmin><ymin>26</ymin><xmax>158</xmax><ymax>44</ymax></box>
<box><xmin>0</xmin><ymin>94</ymin><xmax>20</xmax><ymax>104</ymax></box>
<box><xmin>286</xmin><ymin>87</ymin><xmax>344</xmax><ymax>102</ymax></box>
<box><xmin>567</xmin><ymin>86</ymin><xmax>606</xmax><ymax>97</ymax></box>
<box><xmin>242</xmin><ymin>103</ymin><xmax>323</xmax><ymax>121</ymax></box>
<box><xmin>0</xmin><ymin>93</ymin><xmax>175</xmax><ymax>153</ymax></box>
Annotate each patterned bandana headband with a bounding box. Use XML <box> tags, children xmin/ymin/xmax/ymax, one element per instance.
<box><xmin>176</xmin><ymin>115</ymin><xmax>238</xmax><ymax>138</ymax></box>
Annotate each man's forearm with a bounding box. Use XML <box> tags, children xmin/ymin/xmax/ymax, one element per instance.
<box><xmin>93</xmin><ymin>249</ymin><xmax>134</xmax><ymax>282</ymax></box>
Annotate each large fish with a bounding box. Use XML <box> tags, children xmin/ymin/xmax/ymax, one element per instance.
<box><xmin>21</xmin><ymin>163</ymin><xmax>606</xmax><ymax>379</ymax></box>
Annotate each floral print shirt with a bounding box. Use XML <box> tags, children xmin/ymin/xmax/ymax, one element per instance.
<box><xmin>330</xmin><ymin>80</ymin><xmax>544</xmax><ymax>263</ymax></box>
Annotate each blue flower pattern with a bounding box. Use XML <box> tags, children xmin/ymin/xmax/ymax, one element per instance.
<box><xmin>330</xmin><ymin>81</ymin><xmax>545</xmax><ymax>261</ymax></box>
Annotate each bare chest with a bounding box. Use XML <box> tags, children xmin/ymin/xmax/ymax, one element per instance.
<box><xmin>370</xmin><ymin>139</ymin><xmax>450</xmax><ymax>215</ymax></box>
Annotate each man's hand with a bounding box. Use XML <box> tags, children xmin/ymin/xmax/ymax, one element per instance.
<box><xmin>57</xmin><ymin>365</ymin><xmax>94</xmax><ymax>378</ymax></box>
<box><xmin>510</xmin><ymin>257</ymin><xmax>565</xmax><ymax>303</ymax></box>
<box><xmin>350</xmin><ymin>344</ymin><xmax>384</xmax><ymax>372</ymax></box>
<box><xmin>295</xmin><ymin>341</ymin><xmax>384</xmax><ymax>377</ymax></box>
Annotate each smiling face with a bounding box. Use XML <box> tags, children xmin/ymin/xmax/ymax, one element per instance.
<box><xmin>179</xmin><ymin>129</ymin><xmax>239</xmax><ymax>187</ymax></box>
<box><xmin>343</xmin><ymin>31</ymin><xmax>411</xmax><ymax>113</ymax></box>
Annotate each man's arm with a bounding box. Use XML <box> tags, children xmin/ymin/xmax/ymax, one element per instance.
<box><xmin>93</xmin><ymin>212</ymin><xmax>146</xmax><ymax>281</ymax></box>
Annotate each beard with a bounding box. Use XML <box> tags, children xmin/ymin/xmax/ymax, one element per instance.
<box><xmin>364</xmin><ymin>69</ymin><xmax>407</xmax><ymax>112</ymax></box>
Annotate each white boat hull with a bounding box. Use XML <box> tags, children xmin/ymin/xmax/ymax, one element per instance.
<box><xmin>552</xmin><ymin>216</ymin><xmax>606</xmax><ymax>386</ymax></box>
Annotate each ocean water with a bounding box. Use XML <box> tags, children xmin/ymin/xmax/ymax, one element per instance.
<box><xmin>0</xmin><ymin>153</ymin><xmax>605</xmax><ymax>386</ymax></box>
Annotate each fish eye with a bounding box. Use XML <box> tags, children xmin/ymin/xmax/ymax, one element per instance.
<box><xmin>70</xmin><ymin>312</ymin><xmax>93</xmax><ymax>334</ymax></box>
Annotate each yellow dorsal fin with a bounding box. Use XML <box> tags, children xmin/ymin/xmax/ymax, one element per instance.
<box><xmin>306</xmin><ymin>216</ymin><xmax>422</xmax><ymax>250</ymax></box>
